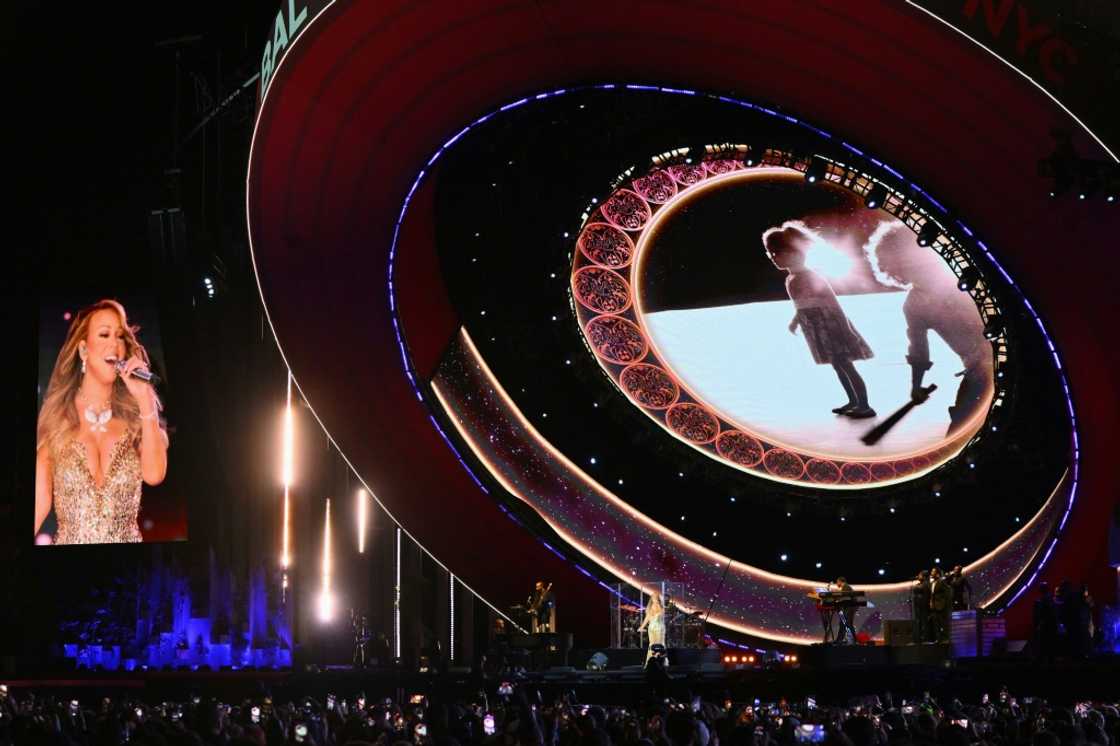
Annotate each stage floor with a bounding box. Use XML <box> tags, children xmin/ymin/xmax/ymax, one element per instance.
<box><xmin>4</xmin><ymin>655</ymin><xmax>1119</xmax><ymax>704</ymax></box>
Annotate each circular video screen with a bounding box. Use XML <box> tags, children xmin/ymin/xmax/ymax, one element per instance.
<box><xmin>573</xmin><ymin>159</ymin><xmax>996</xmax><ymax>488</ymax></box>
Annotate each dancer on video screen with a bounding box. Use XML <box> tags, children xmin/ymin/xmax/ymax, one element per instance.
<box><xmin>763</xmin><ymin>221</ymin><xmax>876</xmax><ymax>418</ymax></box>
<box><xmin>35</xmin><ymin>299</ymin><xmax>168</xmax><ymax>544</ymax></box>
<box><xmin>869</xmin><ymin>227</ymin><xmax>992</xmax><ymax>435</ymax></box>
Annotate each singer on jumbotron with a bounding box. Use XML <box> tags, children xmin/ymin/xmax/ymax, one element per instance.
<box><xmin>35</xmin><ymin>299</ymin><xmax>168</xmax><ymax>544</ymax></box>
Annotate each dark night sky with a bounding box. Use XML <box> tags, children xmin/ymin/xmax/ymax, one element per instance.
<box><xmin>8</xmin><ymin>4</ymin><xmax>273</xmax><ymax>282</ymax></box>
<box><xmin>14</xmin><ymin>7</ymin><xmax>170</xmax><ymax>265</ymax></box>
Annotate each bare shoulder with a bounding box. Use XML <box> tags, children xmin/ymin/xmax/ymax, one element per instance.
<box><xmin>803</xmin><ymin>269</ymin><xmax>831</xmax><ymax>290</ymax></box>
<box><xmin>791</xmin><ymin>270</ymin><xmax>828</xmax><ymax>290</ymax></box>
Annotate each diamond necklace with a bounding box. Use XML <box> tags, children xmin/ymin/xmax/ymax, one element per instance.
<box><xmin>79</xmin><ymin>392</ymin><xmax>112</xmax><ymax>434</ymax></box>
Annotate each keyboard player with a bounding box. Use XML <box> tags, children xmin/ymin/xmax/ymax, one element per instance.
<box><xmin>807</xmin><ymin>578</ymin><xmax>861</xmax><ymax>644</ymax></box>
<box><xmin>831</xmin><ymin>577</ymin><xmax>859</xmax><ymax>643</ymax></box>
<box><xmin>807</xmin><ymin>586</ymin><xmax>834</xmax><ymax>643</ymax></box>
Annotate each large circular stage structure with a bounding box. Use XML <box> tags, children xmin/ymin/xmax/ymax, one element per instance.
<box><xmin>246</xmin><ymin>0</ymin><xmax>1119</xmax><ymax>648</ymax></box>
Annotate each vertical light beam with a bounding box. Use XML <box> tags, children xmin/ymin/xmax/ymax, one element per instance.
<box><xmin>449</xmin><ymin>573</ymin><xmax>456</xmax><ymax>662</ymax></box>
<box><xmin>282</xmin><ymin>373</ymin><xmax>294</xmax><ymax>487</ymax></box>
<box><xmin>357</xmin><ymin>488</ymin><xmax>367</xmax><ymax>554</ymax></box>
<box><xmin>281</xmin><ymin>486</ymin><xmax>291</xmax><ymax>570</ymax></box>
<box><xmin>318</xmin><ymin>498</ymin><xmax>333</xmax><ymax>622</ymax></box>
<box><xmin>281</xmin><ymin>372</ymin><xmax>294</xmax><ymax>569</ymax></box>
<box><xmin>394</xmin><ymin>526</ymin><xmax>402</xmax><ymax>660</ymax></box>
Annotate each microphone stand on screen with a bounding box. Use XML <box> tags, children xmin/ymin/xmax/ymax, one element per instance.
<box><xmin>859</xmin><ymin>384</ymin><xmax>937</xmax><ymax>446</ymax></box>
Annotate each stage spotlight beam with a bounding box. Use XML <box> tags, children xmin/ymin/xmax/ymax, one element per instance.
<box><xmin>449</xmin><ymin>573</ymin><xmax>456</xmax><ymax>662</ymax></box>
<box><xmin>318</xmin><ymin>498</ymin><xmax>333</xmax><ymax>622</ymax></box>
<box><xmin>357</xmin><ymin>488</ymin><xmax>368</xmax><ymax>554</ymax></box>
<box><xmin>281</xmin><ymin>372</ymin><xmax>295</xmax><ymax>569</ymax></box>
<box><xmin>394</xmin><ymin>527</ymin><xmax>402</xmax><ymax>659</ymax></box>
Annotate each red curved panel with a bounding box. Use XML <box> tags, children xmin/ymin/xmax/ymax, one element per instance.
<box><xmin>247</xmin><ymin>0</ymin><xmax>1120</xmax><ymax>643</ymax></box>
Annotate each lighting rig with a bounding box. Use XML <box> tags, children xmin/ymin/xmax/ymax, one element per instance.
<box><xmin>1038</xmin><ymin>130</ymin><xmax>1120</xmax><ymax>202</ymax></box>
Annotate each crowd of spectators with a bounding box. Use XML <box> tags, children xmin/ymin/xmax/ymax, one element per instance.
<box><xmin>2</xmin><ymin>680</ymin><xmax>1119</xmax><ymax>746</ymax></box>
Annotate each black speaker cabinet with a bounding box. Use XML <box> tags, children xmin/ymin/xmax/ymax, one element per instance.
<box><xmin>884</xmin><ymin>619</ymin><xmax>914</xmax><ymax>646</ymax></box>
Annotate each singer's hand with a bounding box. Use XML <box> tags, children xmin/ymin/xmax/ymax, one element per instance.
<box><xmin>119</xmin><ymin>355</ymin><xmax>155</xmax><ymax>410</ymax></box>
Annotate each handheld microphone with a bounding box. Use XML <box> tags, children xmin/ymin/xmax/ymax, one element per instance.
<box><xmin>115</xmin><ymin>359</ymin><xmax>161</xmax><ymax>385</ymax></box>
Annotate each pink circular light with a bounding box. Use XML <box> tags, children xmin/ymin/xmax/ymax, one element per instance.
<box><xmin>666</xmin><ymin>402</ymin><xmax>720</xmax><ymax>444</ymax></box>
<box><xmin>619</xmin><ymin>363</ymin><xmax>679</xmax><ymax>409</ymax></box>
<box><xmin>763</xmin><ymin>449</ymin><xmax>807</xmax><ymax>480</ymax></box>
<box><xmin>601</xmin><ymin>189</ymin><xmax>651</xmax><ymax>231</ymax></box>
<box><xmin>715</xmin><ymin>430</ymin><xmax>765</xmax><ymax>467</ymax></box>
<box><xmin>632</xmin><ymin>169</ymin><xmax>677</xmax><ymax>204</ymax></box>
<box><xmin>586</xmin><ymin>315</ymin><xmax>648</xmax><ymax>364</ymax></box>
<box><xmin>806</xmin><ymin>458</ymin><xmax>842</xmax><ymax>484</ymax></box>
<box><xmin>667</xmin><ymin>163</ymin><xmax>706</xmax><ymax>186</ymax></box>
<box><xmin>572</xmin><ymin>266</ymin><xmax>632</xmax><ymax>314</ymax></box>
<box><xmin>577</xmin><ymin>222</ymin><xmax>635</xmax><ymax>268</ymax></box>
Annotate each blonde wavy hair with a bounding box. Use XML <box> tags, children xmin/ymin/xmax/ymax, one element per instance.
<box><xmin>36</xmin><ymin>299</ymin><xmax>162</xmax><ymax>459</ymax></box>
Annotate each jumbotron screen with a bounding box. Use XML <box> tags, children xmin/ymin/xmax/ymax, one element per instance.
<box><xmin>573</xmin><ymin>165</ymin><xmax>994</xmax><ymax>488</ymax></box>
<box><xmin>36</xmin><ymin>286</ymin><xmax>187</xmax><ymax>546</ymax></box>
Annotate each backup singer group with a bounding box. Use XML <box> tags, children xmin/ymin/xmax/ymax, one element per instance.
<box><xmin>911</xmin><ymin>565</ymin><xmax>971</xmax><ymax>643</ymax></box>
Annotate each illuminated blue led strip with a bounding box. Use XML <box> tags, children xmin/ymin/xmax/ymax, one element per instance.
<box><xmin>385</xmin><ymin>83</ymin><xmax>1079</xmax><ymax>638</ymax></box>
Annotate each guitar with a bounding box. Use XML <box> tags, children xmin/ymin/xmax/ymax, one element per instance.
<box><xmin>528</xmin><ymin>583</ymin><xmax>553</xmax><ymax>615</ymax></box>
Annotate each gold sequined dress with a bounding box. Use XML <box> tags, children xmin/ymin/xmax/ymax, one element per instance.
<box><xmin>52</xmin><ymin>436</ymin><xmax>142</xmax><ymax>544</ymax></box>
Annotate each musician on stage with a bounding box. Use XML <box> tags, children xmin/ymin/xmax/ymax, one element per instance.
<box><xmin>637</xmin><ymin>591</ymin><xmax>666</xmax><ymax>664</ymax></box>
<box><xmin>527</xmin><ymin>581</ymin><xmax>556</xmax><ymax>633</ymax></box>
<box><xmin>948</xmin><ymin>565</ymin><xmax>972</xmax><ymax>611</ymax></box>
<box><xmin>929</xmin><ymin>567</ymin><xmax>953</xmax><ymax>642</ymax></box>
<box><xmin>833</xmin><ymin>577</ymin><xmax>859</xmax><ymax>643</ymax></box>
<box><xmin>911</xmin><ymin>570</ymin><xmax>931</xmax><ymax>644</ymax></box>
<box><xmin>350</xmin><ymin>608</ymin><xmax>372</xmax><ymax>668</ymax></box>
<box><xmin>808</xmin><ymin>587</ymin><xmax>833</xmax><ymax>643</ymax></box>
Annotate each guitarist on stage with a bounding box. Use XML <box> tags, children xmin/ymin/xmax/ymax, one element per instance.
<box><xmin>527</xmin><ymin>581</ymin><xmax>556</xmax><ymax>633</ymax></box>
